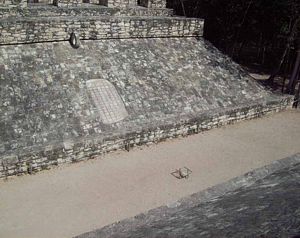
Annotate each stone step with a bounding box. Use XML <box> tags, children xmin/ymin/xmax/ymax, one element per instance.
<box><xmin>0</xmin><ymin>5</ymin><xmax>173</xmax><ymax>19</ymax></box>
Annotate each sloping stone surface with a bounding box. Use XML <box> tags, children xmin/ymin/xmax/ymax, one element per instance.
<box><xmin>0</xmin><ymin>37</ymin><xmax>290</xmax><ymax>176</ymax></box>
<box><xmin>76</xmin><ymin>154</ymin><xmax>300</xmax><ymax>238</ymax></box>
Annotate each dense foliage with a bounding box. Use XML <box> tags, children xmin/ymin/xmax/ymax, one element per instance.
<box><xmin>170</xmin><ymin>0</ymin><xmax>298</xmax><ymax>65</ymax></box>
<box><xmin>169</xmin><ymin>0</ymin><xmax>300</xmax><ymax>103</ymax></box>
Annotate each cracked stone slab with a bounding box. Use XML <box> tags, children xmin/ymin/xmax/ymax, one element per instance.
<box><xmin>87</xmin><ymin>79</ymin><xmax>128</xmax><ymax>124</ymax></box>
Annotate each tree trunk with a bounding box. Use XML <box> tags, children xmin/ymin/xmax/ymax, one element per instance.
<box><xmin>257</xmin><ymin>33</ymin><xmax>263</xmax><ymax>60</ymax></box>
<box><xmin>281</xmin><ymin>48</ymin><xmax>292</xmax><ymax>92</ymax></box>
<box><xmin>293</xmin><ymin>72</ymin><xmax>300</xmax><ymax>108</ymax></box>
<box><xmin>262</xmin><ymin>45</ymin><xmax>267</xmax><ymax>65</ymax></box>
<box><xmin>179</xmin><ymin>0</ymin><xmax>186</xmax><ymax>17</ymax></box>
<box><xmin>287</xmin><ymin>43</ymin><xmax>300</xmax><ymax>94</ymax></box>
<box><xmin>236</xmin><ymin>39</ymin><xmax>246</xmax><ymax>60</ymax></box>
<box><xmin>267</xmin><ymin>45</ymin><xmax>289</xmax><ymax>84</ymax></box>
<box><xmin>267</xmin><ymin>18</ymin><xmax>299</xmax><ymax>85</ymax></box>
<box><xmin>230</xmin><ymin>0</ymin><xmax>253</xmax><ymax>58</ymax></box>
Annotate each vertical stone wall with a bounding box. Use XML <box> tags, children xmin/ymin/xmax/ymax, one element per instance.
<box><xmin>0</xmin><ymin>0</ymin><xmax>166</xmax><ymax>8</ymax></box>
<box><xmin>107</xmin><ymin>0</ymin><xmax>136</xmax><ymax>8</ymax></box>
<box><xmin>0</xmin><ymin>101</ymin><xmax>292</xmax><ymax>179</ymax></box>
<box><xmin>149</xmin><ymin>0</ymin><xmax>166</xmax><ymax>8</ymax></box>
<box><xmin>0</xmin><ymin>6</ymin><xmax>172</xmax><ymax>18</ymax></box>
<box><xmin>57</xmin><ymin>0</ymin><xmax>81</xmax><ymax>6</ymax></box>
<box><xmin>0</xmin><ymin>0</ymin><xmax>27</xmax><ymax>8</ymax></box>
<box><xmin>138</xmin><ymin>0</ymin><xmax>166</xmax><ymax>8</ymax></box>
<box><xmin>0</xmin><ymin>17</ymin><xmax>203</xmax><ymax>45</ymax></box>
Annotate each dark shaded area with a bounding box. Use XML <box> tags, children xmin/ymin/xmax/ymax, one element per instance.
<box><xmin>76</xmin><ymin>155</ymin><xmax>300</xmax><ymax>238</ymax></box>
<box><xmin>169</xmin><ymin>0</ymin><xmax>300</xmax><ymax>99</ymax></box>
<box><xmin>169</xmin><ymin>0</ymin><xmax>298</xmax><ymax>69</ymax></box>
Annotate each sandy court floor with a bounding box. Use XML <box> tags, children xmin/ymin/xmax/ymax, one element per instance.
<box><xmin>0</xmin><ymin>109</ymin><xmax>299</xmax><ymax>238</ymax></box>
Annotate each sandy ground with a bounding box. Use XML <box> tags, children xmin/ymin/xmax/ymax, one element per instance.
<box><xmin>0</xmin><ymin>110</ymin><xmax>299</xmax><ymax>238</ymax></box>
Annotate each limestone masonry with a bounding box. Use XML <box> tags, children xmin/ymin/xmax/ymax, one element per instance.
<box><xmin>0</xmin><ymin>0</ymin><xmax>292</xmax><ymax>178</ymax></box>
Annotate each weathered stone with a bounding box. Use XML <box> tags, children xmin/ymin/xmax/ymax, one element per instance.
<box><xmin>0</xmin><ymin>17</ymin><xmax>203</xmax><ymax>45</ymax></box>
<box><xmin>0</xmin><ymin>0</ymin><xmax>293</xmax><ymax>178</ymax></box>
